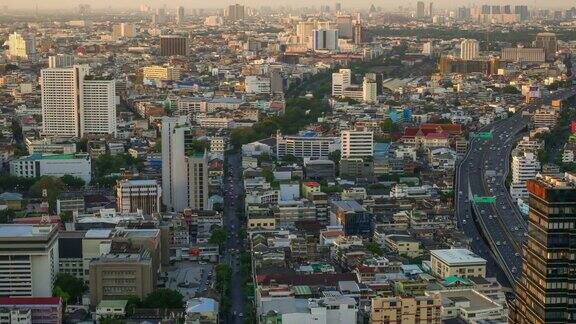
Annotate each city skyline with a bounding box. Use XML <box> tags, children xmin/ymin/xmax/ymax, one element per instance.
<box><xmin>1</xmin><ymin>0</ymin><xmax>575</xmax><ymax>11</ymax></box>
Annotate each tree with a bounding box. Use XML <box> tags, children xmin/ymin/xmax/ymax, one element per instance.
<box><xmin>125</xmin><ymin>295</ymin><xmax>142</xmax><ymax>315</ymax></box>
<box><xmin>142</xmin><ymin>289</ymin><xmax>183</xmax><ymax>309</ymax></box>
<box><xmin>29</xmin><ymin>176</ymin><xmax>65</xmax><ymax>213</ymax></box>
<box><xmin>0</xmin><ymin>209</ymin><xmax>16</xmax><ymax>224</ymax></box>
<box><xmin>366</xmin><ymin>242</ymin><xmax>383</xmax><ymax>256</ymax></box>
<box><xmin>328</xmin><ymin>150</ymin><xmax>341</xmax><ymax>164</ymax></box>
<box><xmin>53</xmin><ymin>273</ymin><xmax>87</xmax><ymax>304</ymax></box>
<box><xmin>60</xmin><ymin>211</ymin><xmax>73</xmax><ymax>222</ymax></box>
<box><xmin>61</xmin><ymin>175</ymin><xmax>85</xmax><ymax>189</ymax></box>
<box><xmin>209</xmin><ymin>227</ymin><xmax>227</xmax><ymax>247</ymax></box>
<box><xmin>380</xmin><ymin>119</ymin><xmax>397</xmax><ymax>133</ymax></box>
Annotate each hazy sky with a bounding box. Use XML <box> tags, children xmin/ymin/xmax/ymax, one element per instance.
<box><xmin>2</xmin><ymin>0</ymin><xmax>573</xmax><ymax>10</ymax></box>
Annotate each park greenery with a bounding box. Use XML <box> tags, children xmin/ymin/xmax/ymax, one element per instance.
<box><xmin>52</xmin><ymin>273</ymin><xmax>88</xmax><ymax>305</ymax></box>
<box><xmin>230</xmin><ymin>97</ymin><xmax>329</xmax><ymax>147</ymax></box>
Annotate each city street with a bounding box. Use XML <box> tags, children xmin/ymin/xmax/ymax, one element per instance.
<box><xmin>223</xmin><ymin>151</ymin><xmax>245</xmax><ymax>323</ymax></box>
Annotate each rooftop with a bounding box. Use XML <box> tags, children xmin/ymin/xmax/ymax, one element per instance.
<box><xmin>431</xmin><ymin>249</ymin><xmax>486</xmax><ymax>265</ymax></box>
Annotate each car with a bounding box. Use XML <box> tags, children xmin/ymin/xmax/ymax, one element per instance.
<box><xmin>496</xmin><ymin>241</ymin><xmax>501</xmax><ymax>246</ymax></box>
<box><xmin>239</xmin><ymin>313</ymin><xmax>244</xmax><ymax>317</ymax></box>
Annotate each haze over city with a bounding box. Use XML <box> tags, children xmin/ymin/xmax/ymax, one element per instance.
<box><xmin>1</xmin><ymin>1</ymin><xmax>576</xmax><ymax>323</ymax></box>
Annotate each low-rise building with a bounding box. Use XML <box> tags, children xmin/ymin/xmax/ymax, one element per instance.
<box><xmin>430</xmin><ymin>249</ymin><xmax>487</xmax><ymax>279</ymax></box>
<box><xmin>9</xmin><ymin>153</ymin><xmax>91</xmax><ymax>183</ymax></box>
<box><xmin>370</xmin><ymin>294</ymin><xmax>442</xmax><ymax>324</ymax></box>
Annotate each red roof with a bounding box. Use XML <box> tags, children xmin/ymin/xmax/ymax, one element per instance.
<box><xmin>0</xmin><ymin>297</ymin><xmax>61</xmax><ymax>306</ymax></box>
<box><xmin>303</xmin><ymin>181</ymin><xmax>320</xmax><ymax>187</ymax></box>
<box><xmin>421</xmin><ymin>123</ymin><xmax>463</xmax><ymax>135</ymax></box>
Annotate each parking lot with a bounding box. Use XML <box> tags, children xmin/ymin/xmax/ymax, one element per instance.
<box><xmin>163</xmin><ymin>261</ymin><xmax>214</xmax><ymax>299</ymax></box>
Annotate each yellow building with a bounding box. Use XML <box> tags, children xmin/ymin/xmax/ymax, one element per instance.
<box><xmin>370</xmin><ymin>295</ymin><xmax>442</xmax><ymax>324</ymax></box>
<box><xmin>143</xmin><ymin>65</ymin><xmax>182</xmax><ymax>82</ymax></box>
<box><xmin>384</xmin><ymin>234</ymin><xmax>421</xmax><ymax>258</ymax></box>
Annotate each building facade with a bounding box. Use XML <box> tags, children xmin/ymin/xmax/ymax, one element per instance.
<box><xmin>116</xmin><ymin>179</ymin><xmax>162</xmax><ymax>215</ymax></box>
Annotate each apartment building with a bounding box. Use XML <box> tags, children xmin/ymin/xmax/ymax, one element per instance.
<box><xmin>116</xmin><ymin>179</ymin><xmax>162</xmax><ymax>215</ymax></box>
<box><xmin>430</xmin><ymin>249</ymin><xmax>487</xmax><ymax>279</ymax></box>
<box><xmin>0</xmin><ymin>225</ymin><xmax>59</xmax><ymax>297</ymax></box>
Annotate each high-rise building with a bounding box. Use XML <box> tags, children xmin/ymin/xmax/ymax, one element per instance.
<box><xmin>460</xmin><ymin>39</ymin><xmax>480</xmax><ymax>60</ymax></box>
<box><xmin>41</xmin><ymin>65</ymin><xmax>89</xmax><ymax>137</ymax></box>
<box><xmin>296</xmin><ymin>21</ymin><xmax>316</xmax><ymax>46</ymax></box>
<box><xmin>80</xmin><ymin>76</ymin><xmax>116</xmax><ymax>136</ymax></box>
<box><xmin>362</xmin><ymin>75</ymin><xmax>378</xmax><ymax>103</ymax></box>
<box><xmin>510</xmin><ymin>151</ymin><xmax>541</xmax><ymax>199</ymax></box>
<box><xmin>416</xmin><ymin>1</ymin><xmax>426</xmax><ymax>18</ymax></box>
<box><xmin>501</xmin><ymin>47</ymin><xmax>545</xmax><ymax>63</ymax></box>
<box><xmin>341</xmin><ymin>129</ymin><xmax>374</xmax><ymax>159</ymax></box>
<box><xmin>353</xmin><ymin>20</ymin><xmax>364</xmax><ymax>45</ymax></box>
<box><xmin>112</xmin><ymin>23</ymin><xmax>136</xmax><ymax>39</ymax></box>
<box><xmin>336</xmin><ymin>15</ymin><xmax>353</xmax><ymax>39</ymax></box>
<box><xmin>0</xmin><ymin>224</ymin><xmax>59</xmax><ymax>297</ymax></box>
<box><xmin>187</xmin><ymin>152</ymin><xmax>209</xmax><ymax>210</ymax></box>
<box><xmin>160</xmin><ymin>35</ymin><xmax>189</xmax><ymax>56</ymax></box>
<box><xmin>176</xmin><ymin>6</ymin><xmax>185</xmax><ymax>25</ymax></box>
<box><xmin>161</xmin><ymin>116</ymin><xmax>192</xmax><ymax>212</ymax></box>
<box><xmin>312</xmin><ymin>29</ymin><xmax>339</xmax><ymax>51</ymax></box>
<box><xmin>116</xmin><ymin>179</ymin><xmax>162</xmax><ymax>215</ymax></box>
<box><xmin>511</xmin><ymin>174</ymin><xmax>576</xmax><ymax>323</ymax></box>
<box><xmin>7</xmin><ymin>32</ymin><xmax>35</xmax><ymax>59</ymax></box>
<box><xmin>48</xmin><ymin>54</ymin><xmax>74</xmax><ymax>68</ymax></box>
<box><xmin>428</xmin><ymin>2</ymin><xmax>433</xmax><ymax>16</ymax></box>
<box><xmin>332</xmin><ymin>69</ymin><xmax>352</xmax><ymax>97</ymax></box>
<box><xmin>535</xmin><ymin>32</ymin><xmax>558</xmax><ymax>61</ymax></box>
<box><xmin>226</xmin><ymin>4</ymin><xmax>245</xmax><ymax>21</ymax></box>
<box><xmin>335</xmin><ymin>2</ymin><xmax>342</xmax><ymax>11</ymax></box>
<box><xmin>514</xmin><ymin>5</ymin><xmax>529</xmax><ymax>21</ymax></box>
<box><xmin>457</xmin><ymin>7</ymin><xmax>471</xmax><ymax>20</ymax></box>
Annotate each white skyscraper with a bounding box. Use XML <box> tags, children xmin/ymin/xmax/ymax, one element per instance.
<box><xmin>341</xmin><ymin>129</ymin><xmax>374</xmax><ymax>159</ymax></box>
<box><xmin>312</xmin><ymin>29</ymin><xmax>339</xmax><ymax>51</ymax></box>
<box><xmin>80</xmin><ymin>77</ymin><xmax>117</xmax><ymax>136</ymax></box>
<box><xmin>41</xmin><ymin>65</ymin><xmax>89</xmax><ymax>137</ymax></box>
<box><xmin>510</xmin><ymin>150</ymin><xmax>541</xmax><ymax>199</ymax></box>
<box><xmin>7</xmin><ymin>32</ymin><xmax>36</xmax><ymax>59</ymax></box>
<box><xmin>460</xmin><ymin>39</ymin><xmax>480</xmax><ymax>60</ymax></box>
<box><xmin>161</xmin><ymin>116</ymin><xmax>191</xmax><ymax>212</ymax></box>
<box><xmin>362</xmin><ymin>76</ymin><xmax>378</xmax><ymax>103</ymax></box>
<box><xmin>332</xmin><ymin>69</ymin><xmax>352</xmax><ymax>97</ymax></box>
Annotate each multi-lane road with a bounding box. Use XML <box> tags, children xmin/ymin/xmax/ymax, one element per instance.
<box><xmin>455</xmin><ymin>88</ymin><xmax>576</xmax><ymax>286</ymax></box>
<box><xmin>223</xmin><ymin>152</ymin><xmax>245</xmax><ymax>323</ymax></box>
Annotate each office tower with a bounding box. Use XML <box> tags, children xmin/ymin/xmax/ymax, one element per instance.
<box><xmin>416</xmin><ymin>1</ymin><xmax>426</xmax><ymax>18</ymax></box>
<box><xmin>509</xmin><ymin>151</ymin><xmax>541</xmax><ymax>199</ymax></box>
<box><xmin>41</xmin><ymin>65</ymin><xmax>89</xmax><ymax>137</ymax></box>
<box><xmin>112</xmin><ymin>23</ymin><xmax>136</xmax><ymax>40</ymax></box>
<box><xmin>362</xmin><ymin>75</ymin><xmax>377</xmax><ymax>104</ymax></box>
<box><xmin>80</xmin><ymin>76</ymin><xmax>116</xmax><ymax>136</ymax></box>
<box><xmin>428</xmin><ymin>2</ymin><xmax>433</xmax><ymax>16</ymax></box>
<box><xmin>116</xmin><ymin>179</ymin><xmax>162</xmax><ymax>215</ymax></box>
<box><xmin>160</xmin><ymin>35</ymin><xmax>188</xmax><ymax>56</ymax></box>
<box><xmin>7</xmin><ymin>32</ymin><xmax>35</xmax><ymax>59</ymax></box>
<box><xmin>353</xmin><ymin>20</ymin><xmax>364</xmax><ymax>45</ymax></box>
<box><xmin>511</xmin><ymin>174</ymin><xmax>576</xmax><ymax>323</ymax></box>
<box><xmin>312</xmin><ymin>29</ymin><xmax>339</xmax><ymax>51</ymax></box>
<box><xmin>335</xmin><ymin>2</ymin><xmax>341</xmax><ymax>11</ymax></box>
<box><xmin>341</xmin><ymin>129</ymin><xmax>374</xmax><ymax>159</ymax></box>
<box><xmin>336</xmin><ymin>15</ymin><xmax>353</xmax><ymax>39</ymax></box>
<box><xmin>161</xmin><ymin>116</ymin><xmax>192</xmax><ymax>212</ymax></box>
<box><xmin>535</xmin><ymin>32</ymin><xmax>558</xmax><ymax>62</ymax></box>
<box><xmin>332</xmin><ymin>69</ymin><xmax>352</xmax><ymax>97</ymax></box>
<box><xmin>176</xmin><ymin>6</ymin><xmax>185</xmax><ymax>25</ymax></box>
<box><xmin>48</xmin><ymin>54</ymin><xmax>74</xmax><ymax>68</ymax></box>
<box><xmin>226</xmin><ymin>4</ymin><xmax>245</xmax><ymax>21</ymax></box>
<box><xmin>296</xmin><ymin>21</ymin><xmax>316</xmax><ymax>46</ymax></box>
<box><xmin>188</xmin><ymin>152</ymin><xmax>209</xmax><ymax>210</ymax></box>
<box><xmin>269</xmin><ymin>67</ymin><xmax>284</xmax><ymax>94</ymax></box>
<box><xmin>460</xmin><ymin>39</ymin><xmax>480</xmax><ymax>60</ymax></box>
<box><xmin>515</xmin><ymin>5</ymin><xmax>529</xmax><ymax>21</ymax></box>
<box><xmin>457</xmin><ymin>7</ymin><xmax>471</xmax><ymax>20</ymax></box>
<box><xmin>0</xmin><ymin>224</ymin><xmax>59</xmax><ymax>297</ymax></box>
